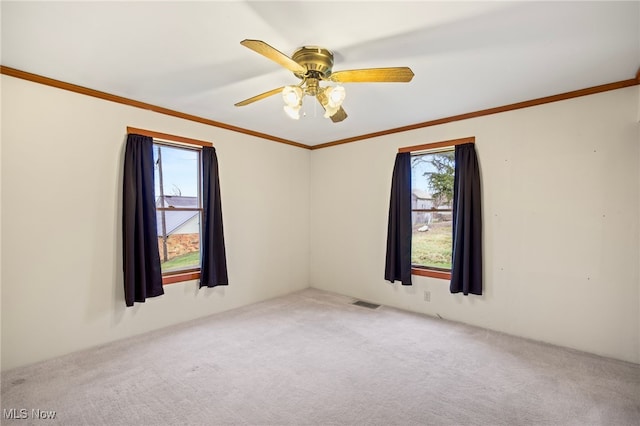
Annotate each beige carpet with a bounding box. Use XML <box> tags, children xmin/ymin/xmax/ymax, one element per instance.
<box><xmin>1</xmin><ymin>288</ymin><xmax>639</xmax><ymax>425</ymax></box>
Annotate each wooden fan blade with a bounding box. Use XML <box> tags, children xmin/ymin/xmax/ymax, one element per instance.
<box><xmin>240</xmin><ymin>39</ymin><xmax>306</xmax><ymax>75</ymax></box>
<box><xmin>329</xmin><ymin>106</ymin><xmax>348</xmax><ymax>123</ymax></box>
<box><xmin>235</xmin><ymin>87</ymin><xmax>284</xmax><ymax>107</ymax></box>
<box><xmin>329</xmin><ymin>67</ymin><xmax>414</xmax><ymax>83</ymax></box>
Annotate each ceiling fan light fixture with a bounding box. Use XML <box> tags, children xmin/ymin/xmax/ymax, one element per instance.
<box><xmin>282</xmin><ymin>85</ymin><xmax>303</xmax><ymax>107</ymax></box>
<box><xmin>323</xmin><ymin>106</ymin><xmax>340</xmax><ymax>119</ymax></box>
<box><xmin>322</xmin><ymin>100</ymin><xmax>339</xmax><ymax>118</ymax></box>
<box><xmin>325</xmin><ymin>85</ymin><xmax>346</xmax><ymax>108</ymax></box>
<box><xmin>237</xmin><ymin>39</ymin><xmax>413</xmax><ymax>124</ymax></box>
<box><xmin>283</xmin><ymin>104</ymin><xmax>301</xmax><ymax>120</ymax></box>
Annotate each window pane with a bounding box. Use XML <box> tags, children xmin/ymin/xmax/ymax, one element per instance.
<box><xmin>153</xmin><ymin>145</ymin><xmax>199</xmax><ymax>203</ymax></box>
<box><xmin>411</xmin><ymin>150</ymin><xmax>455</xmax><ymax>270</ymax></box>
<box><xmin>157</xmin><ymin>210</ymin><xmax>201</xmax><ymax>273</ymax></box>
<box><xmin>412</xmin><ymin>211</ymin><xmax>452</xmax><ymax>269</ymax></box>
<box><xmin>411</xmin><ymin>151</ymin><xmax>454</xmax><ymax>210</ymax></box>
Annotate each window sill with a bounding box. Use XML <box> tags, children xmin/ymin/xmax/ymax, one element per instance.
<box><xmin>162</xmin><ymin>271</ymin><xmax>200</xmax><ymax>285</ymax></box>
<box><xmin>412</xmin><ymin>267</ymin><xmax>451</xmax><ymax>280</ymax></box>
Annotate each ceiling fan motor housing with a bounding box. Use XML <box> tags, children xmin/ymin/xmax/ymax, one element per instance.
<box><xmin>292</xmin><ymin>46</ymin><xmax>334</xmax><ymax>79</ymax></box>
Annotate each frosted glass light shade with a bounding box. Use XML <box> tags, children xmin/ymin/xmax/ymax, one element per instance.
<box><xmin>325</xmin><ymin>86</ymin><xmax>346</xmax><ymax>107</ymax></box>
<box><xmin>282</xmin><ymin>86</ymin><xmax>303</xmax><ymax>107</ymax></box>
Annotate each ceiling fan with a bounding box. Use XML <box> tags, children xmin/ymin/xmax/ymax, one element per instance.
<box><xmin>235</xmin><ymin>39</ymin><xmax>414</xmax><ymax>123</ymax></box>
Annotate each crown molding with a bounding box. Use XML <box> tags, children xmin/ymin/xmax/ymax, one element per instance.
<box><xmin>0</xmin><ymin>66</ymin><xmax>308</xmax><ymax>150</ymax></box>
<box><xmin>311</xmin><ymin>77</ymin><xmax>639</xmax><ymax>150</ymax></box>
<box><xmin>2</xmin><ymin>65</ymin><xmax>638</xmax><ymax>151</ymax></box>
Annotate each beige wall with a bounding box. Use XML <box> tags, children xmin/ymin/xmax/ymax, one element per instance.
<box><xmin>0</xmin><ymin>76</ymin><xmax>3</xmax><ymax>371</ymax></box>
<box><xmin>2</xmin><ymin>75</ymin><xmax>639</xmax><ymax>370</ymax></box>
<box><xmin>310</xmin><ymin>86</ymin><xmax>640</xmax><ymax>363</ymax></box>
<box><xmin>0</xmin><ymin>75</ymin><xmax>310</xmax><ymax>370</ymax></box>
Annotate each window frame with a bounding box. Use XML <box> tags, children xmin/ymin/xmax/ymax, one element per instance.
<box><xmin>398</xmin><ymin>136</ymin><xmax>475</xmax><ymax>280</ymax></box>
<box><xmin>126</xmin><ymin>127</ymin><xmax>213</xmax><ymax>286</ymax></box>
<box><xmin>154</xmin><ymin>142</ymin><xmax>203</xmax><ymax>283</ymax></box>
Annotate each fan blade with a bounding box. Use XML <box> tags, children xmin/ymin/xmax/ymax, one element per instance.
<box><xmin>240</xmin><ymin>39</ymin><xmax>306</xmax><ymax>75</ymax></box>
<box><xmin>235</xmin><ymin>87</ymin><xmax>284</xmax><ymax>107</ymax></box>
<box><xmin>329</xmin><ymin>107</ymin><xmax>348</xmax><ymax>123</ymax></box>
<box><xmin>329</xmin><ymin>67</ymin><xmax>414</xmax><ymax>83</ymax></box>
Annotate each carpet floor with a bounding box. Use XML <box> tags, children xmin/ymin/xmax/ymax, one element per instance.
<box><xmin>1</xmin><ymin>288</ymin><xmax>639</xmax><ymax>425</ymax></box>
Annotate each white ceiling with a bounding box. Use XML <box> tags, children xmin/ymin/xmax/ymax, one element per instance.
<box><xmin>2</xmin><ymin>1</ymin><xmax>639</xmax><ymax>147</ymax></box>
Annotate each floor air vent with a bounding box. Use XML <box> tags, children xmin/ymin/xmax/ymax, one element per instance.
<box><xmin>352</xmin><ymin>300</ymin><xmax>381</xmax><ymax>309</ymax></box>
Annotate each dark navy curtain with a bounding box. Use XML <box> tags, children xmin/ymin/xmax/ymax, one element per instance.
<box><xmin>200</xmin><ymin>146</ymin><xmax>229</xmax><ymax>288</ymax></box>
<box><xmin>384</xmin><ymin>152</ymin><xmax>412</xmax><ymax>285</ymax></box>
<box><xmin>450</xmin><ymin>143</ymin><xmax>483</xmax><ymax>295</ymax></box>
<box><xmin>122</xmin><ymin>134</ymin><xmax>164</xmax><ymax>306</ymax></box>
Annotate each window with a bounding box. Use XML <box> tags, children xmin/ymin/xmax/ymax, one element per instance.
<box><xmin>387</xmin><ymin>136</ymin><xmax>481</xmax><ymax>292</ymax></box>
<box><xmin>123</xmin><ymin>128</ymin><xmax>228</xmax><ymax>305</ymax></box>
<box><xmin>411</xmin><ymin>149</ymin><xmax>454</xmax><ymax>273</ymax></box>
<box><xmin>392</xmin><ymin>137</ymin><xmax>475</xmax><ymax>281</ymax></box>
<box><xmin>154</xmin><ymin>143</ymin><xmax>202</xmax><ymax>278</ymax></box>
